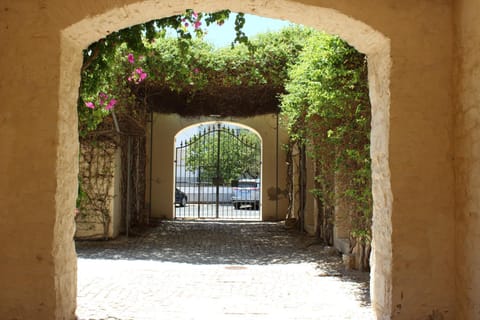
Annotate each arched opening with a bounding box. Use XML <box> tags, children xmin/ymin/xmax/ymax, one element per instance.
<box><xmin>148</xmin><ymin>113</ymin><xmax>285</xmax><ymax>222</ymax></box>
<box><xmin>59</xmin><ymin>2</ymin><xmax>391</xmax><ymax>319</ymax></box>
<box><xmin>172</xmin><ymin>121</ymin><xmax>263</xmax><ymax>220</ymax></box>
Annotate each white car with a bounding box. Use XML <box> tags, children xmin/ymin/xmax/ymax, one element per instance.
<box><xmin>232</xmin><ymin>179</ymin><xmax>260</xmax><ymax>209</ymax></box>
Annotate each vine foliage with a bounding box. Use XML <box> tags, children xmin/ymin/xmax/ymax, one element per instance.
<box><xmin>280</xmin><ymin>32</ymin><xmax>372</xmax><ymax>270</ymax></box>
<box><xmin>76</xmin><ymin>140</ymin><xmax>117</xmax><ymax>239</ymax></box>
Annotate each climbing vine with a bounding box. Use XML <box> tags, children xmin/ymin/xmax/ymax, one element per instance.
<box><xmin>76</xmin><ymin>140</ymin><xmax>117</xmax><ymax>239</ymax></box>
<box><xmin>280</xmin><ymin>32</ymin><xmax>372</xmax><ymax>269</ymax></box>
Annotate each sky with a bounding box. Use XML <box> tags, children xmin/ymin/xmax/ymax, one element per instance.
<box><xmin>175</xmin><ymin>13</ymin><xmax>292</xmax><ymax>145</ymax></box>
<box><xmin>202</xmin><ymin>13</ymin><xmax>293</xmax><ymax>48</ymax></box>
<box><xmin>166</xmin><ymin>13</ymin><xmax>293</xmax><ymax>48</ymax></box>
<box><xmin>176</xmin><ymin>123</ymin><xmax>252</xmax><ymax>147</ymax></box>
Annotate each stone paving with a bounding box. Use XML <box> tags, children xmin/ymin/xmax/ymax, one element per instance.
<box><xmin>76</xmin><ymin>221</ymin><xmax>374</xmax><ymax>320</ymax></box>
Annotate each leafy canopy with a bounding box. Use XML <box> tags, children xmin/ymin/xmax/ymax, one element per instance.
<box><xmin>78</xmin><ymin>10</ymin><xmax>249</xmax><ymax>137</ymax></box>
<box><xmin>78</xmin><ymin>20</ymin><xmax>312</xmax><ymax>136</ymax></box>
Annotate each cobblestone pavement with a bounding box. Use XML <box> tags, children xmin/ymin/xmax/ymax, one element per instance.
<box><xmin>76</xmin><ymin>221</ymin><xmax>374</xmax><ymax>320</ymax></box>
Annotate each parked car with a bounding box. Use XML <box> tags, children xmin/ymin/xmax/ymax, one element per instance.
<box><xmin>232</xmin><ymin>179</ymin><xmax>260</xmax><ymax>210</ymax></box>
<box><xmin>175</xmin><ymin>188</ymin><xmax>188</xmax><ymax>207</ymax></box>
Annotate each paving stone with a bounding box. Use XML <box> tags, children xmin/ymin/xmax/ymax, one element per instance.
<box><xmin>76</xmin><ymin>221</ymin><xmax>373</xmax><ymax>320</ymax></box>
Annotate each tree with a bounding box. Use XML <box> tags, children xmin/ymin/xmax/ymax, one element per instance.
<box><xmin>183</xmin><ymin>127</ymin><xmax>261</xmax><ymax>184</ymax></box>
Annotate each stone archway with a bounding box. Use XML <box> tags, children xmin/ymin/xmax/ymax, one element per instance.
<box><xmin>61</xmin><ymin>4</ymin><xmax>391</xmax><ymax>317</ymax></box>
<box><xmin>1</xmin><ymin>1</ymin><xmax>458</xmax><ymax>319</ymax></box>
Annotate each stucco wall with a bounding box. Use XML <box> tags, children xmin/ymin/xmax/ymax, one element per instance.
<box><xmin>75</xmin><ymin>146</ymin><xmax>122</xmax><ymax>239</ymax></box>
<box><xmin>454</xmin><ymin>1</ymin><xmax>480</xmax><ymax>319</ymax></box>
<box><xmin>0</xmin><ymin>0</ymin><xmax>458</xmax><ymax>319</ymax></box>
<box><xmin>148</xmin><ymin>113</ymin><xmax>288</xmax><ymax>221</ymax></box>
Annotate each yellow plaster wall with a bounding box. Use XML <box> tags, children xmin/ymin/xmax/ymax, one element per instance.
<box><xmin>75</xmin><ymin>147</ymin><xmax>123</xmax><ymax>239</ymax></box>
<box><xmin>149</xmin><ymin>113</ymin><xmax>288</xmax><ymax>221</ymax></box>
<box><xmin>0</xmin><ymin>0</ymin><xmax>458</xmax><ymax>319</ymax></box>
<box><xmin>454</xmin><ymin>1</ymin><xmax>480</xmax><ymax>318</ymax></box>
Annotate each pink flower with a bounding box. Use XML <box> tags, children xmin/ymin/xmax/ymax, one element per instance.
<box><xmin>194</xmin><ymin>20</ymin><xmax>202</xmax><ymax>30</ymax></box>
<box><xmin>98</xmin><ymin>92</ymin><xmax>108</xmax><ymax>106</ymax></box>
<box><xmin>105</xmin><ymin>98</ymin><xmax>117</xmax><ymax>110</ymax></box>
<box><xmin>128</xmin><ymin>68</ymin><xmax>148</xmax><ymax>84</ymax></box>
<box><xmin>135</xmin><ymin>68</ymin><xmax>147</xmax><ymax>82</ymax></box>
<box><xmin>192</xmin><ymin>12</ymin><xmax>198</xmax><ymax>19</ymax></box>
<box><xmin>127</xmin><ymin>53</ymin><xmax>135</xmax><ymax>64</ymax></box>
<box><xmin>193</xmin><ymin>68</ymin><xmax>199</xmax><ymax>74</ymax></box>
<box><xmin>85</xmin><ymin>102</ymin><xmax>95</xmax><ymax>109</ymax></box>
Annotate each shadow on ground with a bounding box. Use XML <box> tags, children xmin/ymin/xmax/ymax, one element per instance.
<box><xmin>76</xmin><ymin>220</ymin><xmax>370</xmax><ymax>306</ymax></box>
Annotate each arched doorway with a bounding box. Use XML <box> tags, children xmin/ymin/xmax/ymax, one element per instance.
<box><xmin>23</xmin><ymin>1</ymin><xmax>428</xmax><ymax>319</ymax></box>
<box><xmin>1</xmin><ymin>0</ymin><xmax>461</xmax><ymax>318</ymax></box>
<box><xmin>61</xmin><ymin>5</ymin><xmax>392</xmax><ymax>314</ymax></box>
<box><xmin>149</xmin><ymin>113</ymin><xmax>286</xmax><ymax>222</ymax></box>
<box><xmin>174</xmin><ymin>122</ymin><xmax>262</xmax><ymax>220</ymax></box>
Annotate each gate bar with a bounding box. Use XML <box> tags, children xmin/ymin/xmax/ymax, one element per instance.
<box><xmin>216</xmin><ymin>124</ymin><xmax>221</xmax><ymax>218</ymax></box>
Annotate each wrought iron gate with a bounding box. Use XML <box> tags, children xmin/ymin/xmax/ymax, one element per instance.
<box><xmin>175</xmin><ymin>123</ymin><xmax>261</xmax><ymax>220</ymax></box>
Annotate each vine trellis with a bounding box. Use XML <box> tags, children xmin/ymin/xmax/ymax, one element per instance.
<box><xmin>76</xmin><ymin>110</ymin><xmax>148</xmax><ymax>239</ymax></box>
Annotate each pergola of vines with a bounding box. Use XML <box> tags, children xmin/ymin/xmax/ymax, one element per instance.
<box><xmin>76</xmin><ymin>23</ymin><xmax>313</xmax><ymax>236</ymax></box>
<box><xmin>139</xmin><ymin>83</ymin><xmax>282</xmax><ymax>117</ymax></box>
<box><xmin>126</xmin><ymin>28</ymin><xmax>312</xmax><ymax>120</ymax></box>
<box><xmin>78</xmin><ymin>26</ymin><xmax>314</xmax><ymax>137</ymax></box>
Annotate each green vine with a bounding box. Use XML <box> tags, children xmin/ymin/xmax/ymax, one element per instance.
<box><xmin>280</xmin><ymin>32</ymin><xmax>372</xmax><ymax>264</ymax></box>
